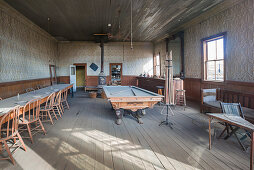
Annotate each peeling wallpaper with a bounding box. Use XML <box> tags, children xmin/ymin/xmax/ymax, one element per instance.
<box><xmin>184</xmin><ymin>0</ymin><xmax>254</xmax><ymax>82</ymax></box>
<box><xmin>57</xmin><ymin>42</ymin><xmax>154</xmax><ymax>76</ymax></box>
<box><xmin>0</xmin><ymin>1</ymin><xmax>57</xmax><ymax>83</ymax></box>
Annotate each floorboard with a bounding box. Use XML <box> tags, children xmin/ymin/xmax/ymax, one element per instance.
<box><xmin>0</xmin><ymin>91</ymin><xmax>250</xmax><ymax>170</ymax></box>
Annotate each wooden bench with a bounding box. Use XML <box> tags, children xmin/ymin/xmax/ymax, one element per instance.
<box><xmin>84</xmin><ymin>86</ymin><xmax>99</xmax><ymax>92</ymax></box>
<box><xmin>201</xmin><ymin>88</ymin><xmax>254</xmax><ymax>123</ymax></box>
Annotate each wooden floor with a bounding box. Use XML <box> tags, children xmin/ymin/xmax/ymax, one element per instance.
<box><xmin>0</xmin><ymin>91</ymin><xmax>250</xmax><ymax>170</ymax></box>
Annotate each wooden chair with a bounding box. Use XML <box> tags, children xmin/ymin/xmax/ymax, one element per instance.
<box><xmin>60</xmin><ymin>88</ymin><xmax>70</xmax><ymax>111</ymax></box>
<box><xmin>36</xmin><ymin>85</ymin><xmax>43</xmax><ymax>90</ymax></box>
<box><xmin>18</xmin><ymin>99</ymin><xmax>46</xmax><ymax>144</ymax></box>
<box><xmin>0</xmin><ymin>107</ymin><xmax>26</xmax><ymax>165</ymax></box>
<box><xmin>175</xmin><ymin>89</ymin><xmax>186</xmax><ymax>110</ymax></box>
<box><xmin>53</xmin><ymin>91</ymin><xmax>63</xmax><ymax>118</ymax></box>
<box><xmin>25</xmin><ymin>88</ymin><xmax>35</xmax><ymax>93</ymax></box>
<box><xmin>40</xmin><ymin>92</ymin><xmax>58</xmax><ymax>125</ymax></box>
<box><xmin>219</xmin><ymin>102</ymin><xmax>251</xmax><ymax>151</ymax></box>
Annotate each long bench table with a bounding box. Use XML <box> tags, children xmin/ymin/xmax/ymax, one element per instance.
<box><xmin>0</xmin><ymin>84</ymin><xmax>73</xmax><ymax>117</ymax></box>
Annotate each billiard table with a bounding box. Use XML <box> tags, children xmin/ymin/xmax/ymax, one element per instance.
<box><xmin>103</xmin><ymin>86</ymin><xmax>163</xmax><ymax>125</ymax></box>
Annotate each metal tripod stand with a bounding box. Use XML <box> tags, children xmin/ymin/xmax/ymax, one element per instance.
<box><xmin>159</xmin><ymin>54</ymin><xmax>174</xmax><ymax>128</ymax></box>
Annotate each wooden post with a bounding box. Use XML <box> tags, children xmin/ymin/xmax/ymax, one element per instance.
<box><xmin>209</xmin><ymin>117</ymin><xmax>212</xmax><ymax>150</ymax></box>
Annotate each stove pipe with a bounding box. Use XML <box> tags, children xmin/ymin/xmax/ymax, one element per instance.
<box><xmin>100</xmin><ymin>40</ymin><xmax>104</xmax><ymax>73</ymax></box>
<box><xmin>98</xmin><ymin>39</ymin><xmax>106</xmax><ymax>87</ymax></box>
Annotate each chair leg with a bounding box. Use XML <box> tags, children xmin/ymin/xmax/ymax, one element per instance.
<box><xmin>229</xmin><ymin>126</ymin><xmax>246</xmax><ymax>151</ymax></box>
<box><xmin>58</xmin><ymin>105</ymin><xmax>63</xmax><ymax>116</ymax></box>
<box><xmin>27</xmin><ymin>124</ymin><xmax>34</xmax><ymax>144</ymax></box>
<box><xmin>218</xmin><ymin>127</ymin><xmax>227</xmax><ymax>138</ymax></box>
<box><xmin>3</xmin><ymin>140</ymin><xmax>15</xmax><ymax>165</ymax></box>
<box><xmin>38</xmin><ymin>119</ymin><xmax>46</xmax><ymax>135</ymax></box>
<box><xmin>65</xmin><ymin>100</ymin><xmax>70</xmax><ymax>110</ymax></box>
<box><xmin>47</xmin><ymin>111</ymin><xmax>54</xmax><ymax>125</ymax></box>
<box><xmin>56</xmin><ymin>106</ymin><xmax>62</xmax><ymax>118</ymax></box>
<box><xmin>17</xmin><ymin>132</ymin><xmax>27</xmax><ymax>152</ymax></box>
<box><xmin>0</xmin><ymin>142</ymin><xmax>2</xmax><ymax>154</ymax></box>
<box><xmin>60</xmin><ymin>103</ymin><xmax>64</xmax><ymax>112</ymax></box>
<box><xmin>52</xmin><ymin>109</ymin><xmax>58</xmax><ymax>120</ymax></box>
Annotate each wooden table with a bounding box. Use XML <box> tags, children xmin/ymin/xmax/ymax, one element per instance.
<box><xmin>103</xmin><ymin>86</ymin><xmax>163</xmax><ymax>125</ymax></box>
<box><xmin>208</xmin><ymin>113</ymin><xmax>254</xmax><ymax>170</ymax></box>
<box><xmin>0</xmin><ymin>84</ymin><xmax>73</xmax><ymax>117</ymax></box>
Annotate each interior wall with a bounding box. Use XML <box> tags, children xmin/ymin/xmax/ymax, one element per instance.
<box><xmin>183</xmin><ymin>0</ymin><xmax>254</xmax><ymax>101</ymax></box>
<box><xmin>184</xmin><ymin>0</ymin><xmax>254</xmax><ymax>82</ymax></box>
<box><xmin>168</xmin><ymin>38</ymin><xmax>181</xmax><ymax>77</ymax></box>
<box><xmin>0</xmin><ymin>0</ymin><xmax>57</xmax><ymax>83</ymax></box>
<box><xmin>57</xmin><ymin>42</ymin><xmax>153</xmax><ymax>77</ymax></box>
<box><xmin>154</xmin><ymin>39</ymin><xmax>182</xmax><ymax>77</ymax></box>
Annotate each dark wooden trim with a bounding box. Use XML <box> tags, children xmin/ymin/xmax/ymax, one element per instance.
<box><xmin>73</xmin><ymin>63</ymin><xmax>87</xmax><ymax>86</ymax></box>
<box><xmin>49</xmin><ymin>64</ymin><xmax>57</xmax><ymax>85</ymax></box>
<box><xmin>201</xmin><ymin>32</ymin><xmax>227</xmax><ymax>82</ymax></box>
<box><xmin>0</xmin><ymin>78</ymin><xmax>50</xmax><ymax>87</ymax></box>
<box><xmin>225</xmin><ymin>80</ymin><xmax>254</xmax><ymax>87</ymax></box>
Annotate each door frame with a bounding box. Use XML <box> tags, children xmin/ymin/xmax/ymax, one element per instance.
<box><xmin>73</xmin><ymin>63</ymin><xmax>87</xmax><ymax>87</ymax></box>
<box><xmin>49</xmin><ymin>64</ymin><xmax>57</xmax><ymax>85</ymax></box>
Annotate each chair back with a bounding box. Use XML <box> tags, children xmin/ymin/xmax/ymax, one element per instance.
<box><xmin>26</xmin><ymin>88</ymin><xmax>35</xmax><ymax>93</ymax></box>
<box><xmin>54</xmin><ymin>90</ymin><xmax>62</xmax><ymax>105</ymax></box>
<box><xmin>45</xmin><ymin>92</ymin><xmax>55</xmax><ymax>109</ymax></box>
<box><xmin>62</xmin><ymin>88</ymin><xmax>68</xmax><ymax>101</ymax></box>
<box><xmin>220</xmin><ymin>102</ymin><xmax>244</xmax><ymax>119</ymax></box>
<box><xmin>36</xmin><ymin>85</ymin><xmax>42</xmax><ymax>90</ymax></box>
<box><xmin>20</xmin><ymin>98</ymin><xmax>41</xmax><ymax>122</ymax></box>
<box><xmin>0</xmin><ymin>106</ymin><xmax>20</xmax><ymax>140</ymax></box>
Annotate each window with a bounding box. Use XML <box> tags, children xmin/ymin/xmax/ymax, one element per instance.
<box><xmin>155</xmin><ymin>53</ymin><xmax>160</xmax><ymax>77</ymax></box>
<box><xmin>202</xmin><ymin>33</ymin><xmax>226</xmax><ymax>81</ymax></box>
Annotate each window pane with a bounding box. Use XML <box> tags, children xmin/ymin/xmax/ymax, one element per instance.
<box><xmin>156</xmin><ymin>55</ymin><xmax>160</xmax><ymax>66</ymax></box>
<box><xmin>207</xmin><ymin>41</ymin><xmax>216</xmax><ymax>60</ymax></box>
<box><xmin>156</xmin><ymin>66</ymin><xmax>160</xmax><ymax>76</ymax></box>
<box><xmin>217</xmin><ymin>38</ymin><xmax>224</xmax><ymax>60</ymax></box>
<box><xmin>207</xmin><ymin>61</ymin><xmax>215</xmax><ymax>80</ymax></box>
<box><xmin>216</xmin><ymin>60</ymin><xmax>224</xmax><ymax>81</ymax></box>
<box><xmin>71</xmin><ymin>67</ymin><xmax>75</xmax><ymax>75</ymax></box>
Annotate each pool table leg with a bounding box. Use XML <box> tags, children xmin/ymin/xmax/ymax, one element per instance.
<box><xmin>115</xmin><ymin>109</ymin><xmax>123</xmax><ymax>125</ymax></box>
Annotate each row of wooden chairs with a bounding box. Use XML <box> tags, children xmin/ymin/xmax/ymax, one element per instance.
<box><xmin>0</xmin><ymin>87</ymin><xmax>70</xmax><ymax>165</ymax></box>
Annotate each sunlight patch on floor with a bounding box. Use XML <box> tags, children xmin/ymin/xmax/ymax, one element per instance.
<box><xmin>72</xmin><ymin>129</ymin><xmax>201</xmax><ymax>170</ymax></box>
<box><xmin>14</xmin><ymin>145</ymin><xmax>55</xmax><ymax>170</ymax></box>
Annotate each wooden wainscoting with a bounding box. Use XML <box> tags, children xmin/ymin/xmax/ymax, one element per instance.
<box><xmin>184</xmin><ymin>78</ymin><xmax>254</xmax><ymax>106</ymax></box>
<box><xmin>0</xmin><ymin>78</ymin><xmax>51</xmax><ymax>99</ymax></box>
<box><xmin>57</xmin><ymin>75</ymin><xmax>138</xmax><ymax>87</ymax></box>
<box><xmin>183</xmin><ymin>78</ymin><xmax>201</xmax><ymax>101</ymax></box>
<box><xmin>137</xmin><ymin>77</ymin><xmax>183</xmax><ymax>94</ymax></box>
<box><xmin>121</xmin><ymin>76</ymin><xmax>138</xmax><ymax>86</ymax></box>
<box><xmin>57</xmin><ymin>76</ymin><xmax>70</xmax><ymax>84</ymax></box>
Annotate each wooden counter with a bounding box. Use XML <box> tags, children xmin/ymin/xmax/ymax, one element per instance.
<box><xmin>137</xmin><ymin>77</ymin><xmax>183</xmax><ymax>95</ymax></box>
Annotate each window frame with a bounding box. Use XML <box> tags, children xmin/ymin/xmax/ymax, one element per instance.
<box><xmin>201</xmin><ymin>32</ymin><xmax>227</xmax><ymax>82</ymax></box>
<box><xmin>154</xmin><ymin>53</ymin><xmax>161</xmax><ymax>77</ymax></box>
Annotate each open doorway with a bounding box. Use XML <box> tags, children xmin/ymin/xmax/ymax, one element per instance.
<box><xmin>74</xmin><ymin>63</ymin><xmax>87</xmax><ymax>91</ymax></box>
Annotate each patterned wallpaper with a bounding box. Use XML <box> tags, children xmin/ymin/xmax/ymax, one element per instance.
<box><xmin>57</xmin><ymin>42</ymin><xmax>153</xmax><ymax>76</ymax></box>
<box><xmin>184</xmin><ymin>0</ymin><xmax>254</xmax><ymax>82</ymax></box>
<box><xmin>154</xmin><ymin>39</ymin><xmax>182</xmax><ymax>77</ymax></box>
<box><xmin>0</xmin><ymin>1</ymin><xmax>57</xmax><ymax>83</ymax></box>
